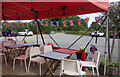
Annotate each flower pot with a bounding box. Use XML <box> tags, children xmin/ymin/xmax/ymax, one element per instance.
<box><xmin>99</xmin><ymin>63</ymin><xmax>120</xmax><ymax>76</ymax></box>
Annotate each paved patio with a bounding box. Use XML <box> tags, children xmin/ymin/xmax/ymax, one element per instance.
<box><xmin>2</xmin><ymin>56</ymin><xmax>93</xmax><ymax>76</ymax></box>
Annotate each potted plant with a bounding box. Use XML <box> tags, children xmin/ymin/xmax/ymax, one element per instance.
<box><xmin>99</xmin><ymin>59</ymin><xmax>120</xmax><ymax>76</ymax></box>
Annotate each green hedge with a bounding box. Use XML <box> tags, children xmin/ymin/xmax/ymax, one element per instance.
<box><xmin>65</xmin><ymin>31</ymin><xmax>91</xmax><ymax>36</ymax></box>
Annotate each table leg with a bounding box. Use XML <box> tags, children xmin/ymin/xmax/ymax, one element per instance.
<box><xmin>67</xmin><ymin>54</ymin><xmax>72</xmax><ymax>59</ymax></box>
<box><xmin>6</xmin><ymin>48</ymin><xmax>12</xmax><ymax>63</ymax></box>
<box><xmin>44</xmin><ymin>58</ymin><xmax>54</xmax><ymax>76</ymax></box>
<box><xmin>44</xmin><ymin>60</ymin><xmax>56</xmax><ymax>75</ymax></box>
<box><xmin>7</xmin><ymin>49</ymin><xmax>13</xmax><ymax>65</ymax></box>
<box><xmin>52</xmin><ymin>61</ymin><xmax>61</xmax><ymax>72</ymax></box>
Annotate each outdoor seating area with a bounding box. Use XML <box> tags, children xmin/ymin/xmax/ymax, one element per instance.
<box><xmin>0</xmin><ymin>38</ymin><xmax>100</xmax><ymax>76</ymax></box>
<box><xmin>1</xmin><ymin>0</ymin><xmax>119</xmax><ymax>76</ymax></box>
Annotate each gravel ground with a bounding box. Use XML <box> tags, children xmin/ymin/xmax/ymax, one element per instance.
<box><xmin>1</xmin><ymin>33</ymin><xmax>119</xmax><ymax>75</ymax></box>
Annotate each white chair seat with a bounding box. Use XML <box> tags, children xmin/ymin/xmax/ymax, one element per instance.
<box><xmin>63</xmin><ymin>70</ymin><xmax>86</xmax><ymax>76</ymax></box>
<box><xmin>60</xmin><ymin>59</ymin><xmax>86</xmax><ymax>77</ymax></box>
<box><xmin>15</xmin><ymin>55</ymin><xmax>29</xmax><ymax>60</ymax></box>
<box><xmin>80</xmin><ymin>61</ymin><xmax>96</xmax><ymax>67</ymax></box>
<box><xmin>63</xmin><ymin>70</ymin><xmax>79</xmax><ymax>75</ymax></box>
<box><xmin>31</xmin><ymin>56</ymin><xmax>45</xmax><ymax>64</ymax></box>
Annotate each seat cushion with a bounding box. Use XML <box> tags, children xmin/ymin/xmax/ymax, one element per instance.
<box><xmin>31</xmin><ymin>57</ymin><xmax>45</xmax><ymax>64</ymax></box>
<box><xmin>80</xmin><ymin>61</ymin><xmax>96</xmax><ymax>67</ymax></box>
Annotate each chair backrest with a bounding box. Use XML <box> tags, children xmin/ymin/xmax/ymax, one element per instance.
<box><xmin>87</xmin><ymin>52</ymin><xmax>94</xmax><ymax>61</ymax></box>
<box><xmin>61</xmin><ymin>59</ymin><xmax>82</xmax><ymax>74</ymax></box>
<box><xmin>93</xmin><ymin>51</ymin><xmax>100</xmax><ymax>66</ymax></box>
<box><xmin>29</xmin><ymin>47</ymin><xmax>41</xmax><ymax>59</ymax></box>
<box><xmin>16</xmin><ymin>41</ymin><xmax>25</xmax><ymax>44</ymax></box>
<box><xmin>40</xmin><ymin>45</ymin><xmax>53</xmax><ymax>53</ymax></box>
<box><xmin>24</xmin><ymin>47</ymin><xmax>30</xmax><ymax>58</ymax></box>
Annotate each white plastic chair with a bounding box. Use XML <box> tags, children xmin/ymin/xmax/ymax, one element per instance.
<box><xmin>27</xmin><ymin>47</ymin><xmax>45</xmax><ymax>75</ymax></box>
<box><xmin>0</xmin><ymin>42</ymin><xmax>7</xmax><ymax>65</ymax></box>
<box><xmin>13</xmin><ymin>47</ymin><xmax>30</xmax><ymax>71</ymax></box>
<box><xmin>80</xmin><ymin>51</ymin><xmax>100</xmax><ymax>75</ymax></box>
<box><xmin>60</xmin><ymin>59</ymin><xmax>86</xmax><ymax>77</ymax></box>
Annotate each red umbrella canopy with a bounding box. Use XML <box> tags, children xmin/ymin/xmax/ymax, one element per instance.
<box><xmin>2</xmin><ymin>0</ymin><xmax>109</xmax><ymax>20</ymax></box>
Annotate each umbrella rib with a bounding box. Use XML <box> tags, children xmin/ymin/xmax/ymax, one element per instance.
<box><xmin>5</xmin><ymin>2</ymin><xmax>29</xmax><ymax>15</ymax></box>
<box><xmin>34</xmin><ymin>2</ymin><xmax>49</xmax><ymax>10</ymax></box>
<box><xmin>4</xmin><ymin>12</ymin><xmax>35</xmax><ymax>20</ymax></box>
<box><xmin>42</xmin><ymin>6</ymin><xmax>63</xmax><ymax>14</ymax></box>
<box><xmin>35</xmin><ymin>2</ymin><xmax>63</xmax><ymax>14</ymax></box>
<box><xmin>11</xmin><ymin>2</ymin><xmax>30</xmax><ymax>10</ymax></box>
<box><xmin>4</xmin><ymin>15</ymin><xmax>17</xmax><ymax>19</ymax></box>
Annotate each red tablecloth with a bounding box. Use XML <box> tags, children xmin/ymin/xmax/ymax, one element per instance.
<box><xmin>54</xmin><ymin>48</ymin><xmax>79</xmax><ymax>55</ymax></box>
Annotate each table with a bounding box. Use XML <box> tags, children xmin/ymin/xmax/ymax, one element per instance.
<box><xmin>4</xmin><ymin>43</ymin><xmax>38</xmax><ymax>49</ymax></box>
<box><xmin>4</xmin><ymin>43</ymin><xmax>38</xmax><ymax>63</ymax></box>
<box><xmin>40</xmin><ymin>51</ymin><xmax>69</xmax><ymax>76</ymax></box>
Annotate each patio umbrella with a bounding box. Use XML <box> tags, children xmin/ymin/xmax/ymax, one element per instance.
<box><xmin>1</xmin><ymin>0</ymin><xmax>109</xmax><ymax>45</ymax></box>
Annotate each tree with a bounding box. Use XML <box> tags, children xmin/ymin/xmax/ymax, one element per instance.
<box><xmin>109</xmin><ymin>2</ymin><xmax>120</xmax><ymax>62</ymax></box>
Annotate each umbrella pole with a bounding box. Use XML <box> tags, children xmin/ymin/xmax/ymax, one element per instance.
<box><xmin>40</xmin><ymin>25</ymin><xmax>60</xmax><ymax>47</ymax></box>
<box><xmin>35</xmin><ymin>20</ymin><xmax>39</xmax><ymax>44</ymax></box>
<box><xmin>35</xmin><ymin>11</ymin><xmax>45</xmax><ymax>45</ymax></box>
<box><xmin>104</xmin><ymin>13</ymin><xmax>109</xmax><ymax>75</ymax></box>
<box><xmin>36</xmin><ymin>19</ymin><xmax>45</xmax><ymax>45</ymax></box>
<box><xmin>4</xmin><ymin>20</ymin><xmax>7</xmax><ymax>38</ymax></box>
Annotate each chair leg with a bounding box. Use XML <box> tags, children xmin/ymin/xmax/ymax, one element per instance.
<box><xmin>59</xmin><ymin>72</ymin><xmax>63</xmax><ymax>77</ymax></box>
<box><xmin>4</xmin><ymin>55</ymin><xmax>7</xmax><ymax>65</ymax></box>
<box><xmin>92</xmin><ymin>67</ymin><xmax>95</xmax><ymax>75</ymax></box>
<box><xmin>0</xmin><ymin>56</ymin><xmax>2</xmax><ymax>63</ymax></box>
<box><xmin>96</xmin><ymin>67</ymin><xmax>99</xmax><ymax>75</ymax></box>
<box><xmin>81</xmin><ymin>66</ymin><xmax>83</xmax><ymax>70</ymax></box>
<box><xmin>21</xmin><ymin>60</ymin><xmax>23</xmax><ymax>66</ymax></box>
<box><xmin>27</xmin><ymin>61</ymin><xmax>31</xmax><ymax>72</ymax></box>
<box><xmin>24</xmin><ymin>59</ymin><xmax>27</xmax><ymax>72</ymax></box>
<box><xmin>39</xmin><ymin>63</ymin><xmax>41</xmax><ymax>75</ymax></box>
<box><xmin>13</xmin><ymin>59</ymin><xmax>16</xmax><ymax>71</ymax></box>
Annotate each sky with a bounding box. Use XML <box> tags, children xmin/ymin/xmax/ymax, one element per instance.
<box><xmin>5</xmin><ymin>0</ymin><xmax>119</xmax><ymax>27</ymax></box>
